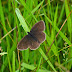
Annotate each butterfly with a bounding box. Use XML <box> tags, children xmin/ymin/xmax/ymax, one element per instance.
<box><xmin>17</xmin><ymin>20</ymin><xmax>46</xmax><ymax>50</ymax></box>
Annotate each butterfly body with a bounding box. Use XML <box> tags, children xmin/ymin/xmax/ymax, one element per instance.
<box><xmin>27</xmin><ymin>32</ymin><xmax>40</xmax><ymax>43</ymax></box>
<box><xmin>17</xmin><ymin>20</ymin><xmax>46</xmax><ymax>50</ymax></box>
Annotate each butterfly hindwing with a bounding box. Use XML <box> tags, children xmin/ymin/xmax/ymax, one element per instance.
<box><xmin>29</xmin><ymin>38</ymin><xmax>40</xmax><ymax>50</ymax></box>
<box><xmin>29</xmin><ymin>32</ymin><xmax>45</xmax><ymax>50</ymax></box>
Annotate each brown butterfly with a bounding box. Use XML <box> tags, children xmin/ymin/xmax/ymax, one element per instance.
<box><xmin>17</xmin><ymin>20</ymin><xmax>46</xmax><ymax>50</ymax></box>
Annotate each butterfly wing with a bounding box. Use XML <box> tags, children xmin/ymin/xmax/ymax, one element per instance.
<box><xmin>36</xmin><ymin>32</ymin><xmax>46</xmax><ymax>43</ymax></box>
<box><xmin>30</xmin><ymin>20</ymin><xmax>45</xmax><ymax>32</ymax></box>
<box><xmin>29</xmin><ymin>32</ymin><xmax>46</xmax><ymax>50</ymax></box>
<box><xmin>33</xmin><ymin>32</ymin><xmax>46</xmax><ymax>43</ymax></box>
<box><xmin>29</xmin><ymin>38</ymin><xmax>40</xmax><ymax>50</ymax></box>
<box><xmin>29</xmin><ymin>20</ymin><xmax>46</xmax><ymax>50</ymax></box>
<box><xmin>17</xmin><ymin>35</ymin><xmax>30</xmax><ymax>50</ymax></box>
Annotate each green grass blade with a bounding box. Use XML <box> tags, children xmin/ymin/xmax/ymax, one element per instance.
<box><xmin>12</xmin><ymin>51</ymin><xmax>15</xmax><ymax>72</ymax></box>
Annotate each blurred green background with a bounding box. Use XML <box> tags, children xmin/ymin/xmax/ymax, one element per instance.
<box><xmin>0</xmin><ymin>0</ymin><xmax>72</xmax><ymax>72</ymax></box>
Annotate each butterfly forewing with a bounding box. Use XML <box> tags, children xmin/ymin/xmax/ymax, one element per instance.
<box><xmin>17</xmin><ymin>35</ymin><xmax>30</xmax><ymax>50</ymax></box>
<box><xmin>31</xmin><ymin>32</ymin><xmax>46</xmax><ymax>43</ymax></box>
<box><xmin>31</xmin><ymin>20</ymin><xmax>45</xmax><ymax>32</ymax></box>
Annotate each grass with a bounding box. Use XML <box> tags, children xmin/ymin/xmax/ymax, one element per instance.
<box><xmin>0</xmin><ymin>0</ymin><xmax>72</xmax><ymax>72</ymax></box>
